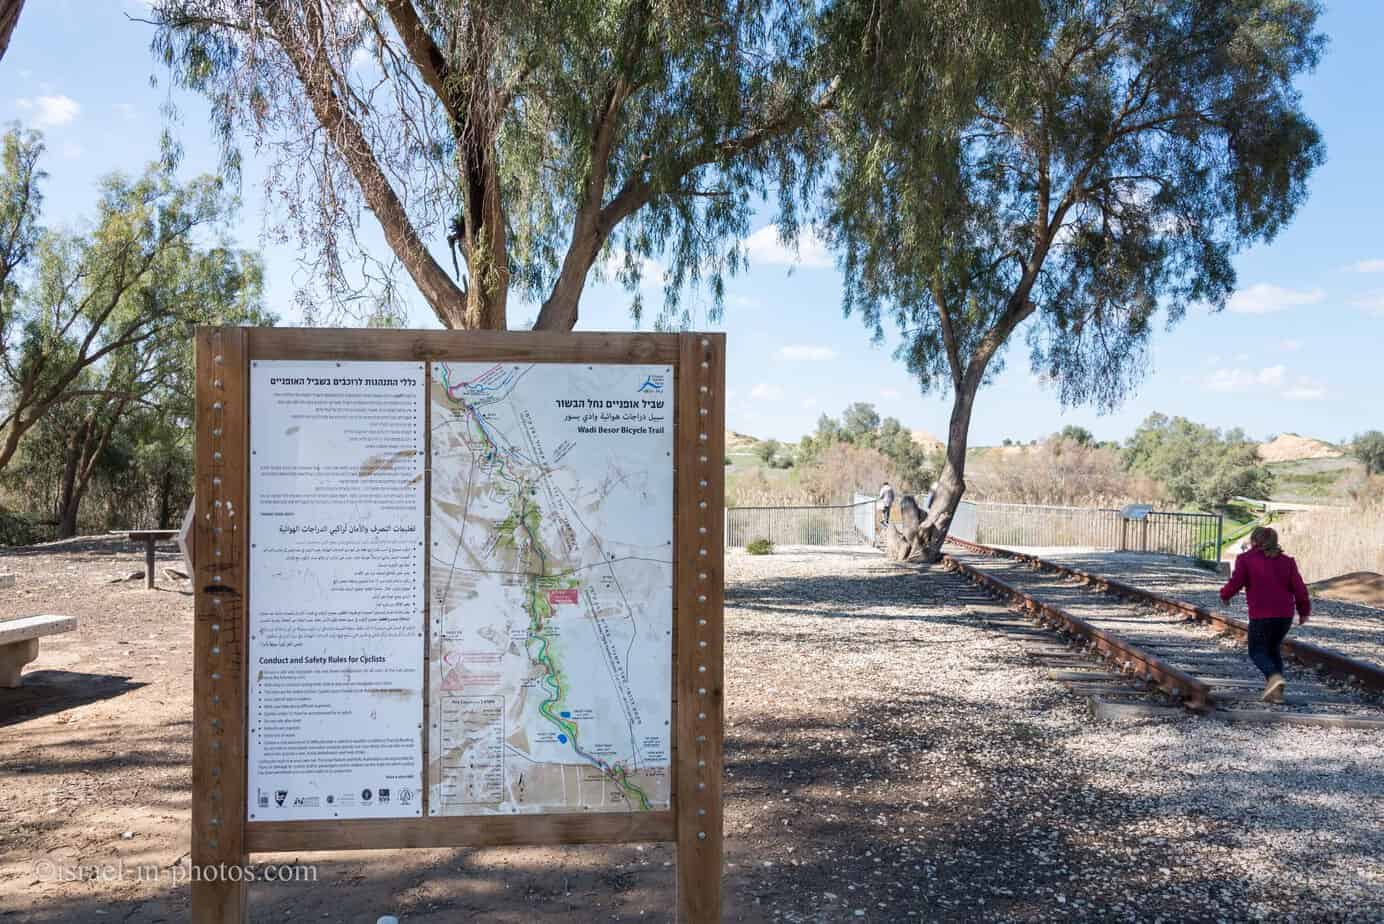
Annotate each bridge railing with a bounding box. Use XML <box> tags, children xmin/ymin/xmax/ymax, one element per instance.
<box><xmin>969</xmin><ymin>501</ymin><xmax>1223</xmax><ymax>563</ymax></box>
<box><xmin>726</xmin><ymin>499</ymin><xmax>877</xmax><ymax>548</ymax></box>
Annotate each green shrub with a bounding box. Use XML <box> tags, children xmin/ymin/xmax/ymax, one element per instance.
<box><xmin>0</xmin><ymin>507</ymin><xmax>38</xmax><ymax>547</ymax></box>
<box><xmin>745</xmin><ymin>538</ymin><xmax>773</xmax><ymax>555</ymax></box>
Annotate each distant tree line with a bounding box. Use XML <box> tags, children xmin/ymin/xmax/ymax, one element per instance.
<box><xmin>797</xmin><ymin>402</ymin><xmax>939</xmax><ymax>494</ymax></box>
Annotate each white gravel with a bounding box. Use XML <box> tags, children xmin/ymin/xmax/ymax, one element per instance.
<box><xmin>724</xmin><ymin>545</ymin><xmax>1384</xmax><ymax>921</ymax></box>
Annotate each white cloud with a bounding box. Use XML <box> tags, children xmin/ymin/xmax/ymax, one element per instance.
<box><xmin>1350</xmin><ymin>290</ymin><xmax>1384</xmax><ymax>316</ymax></box>
<box><xmin>1279</xmin><ymin>339</ymin><xmax>1304</xmax><ymax>352</ymax></box>
<box><xmin>114</xmin><ymin>103</ymin><xmax>138</xmax><ymax>121</ymax></box>
<box><xmin>800</xmin><ymin>398</ymin><xmax>818</xmax><ymax>409</ymax></box>
<box><xmin>777</xmin><ymin>344</ymin><xmax>837</xmax><ymax>362</ymax></box>
<box><xmin>1205</xmin><ymin>365</ymin><xmax>1285</xmax><ymax>393</ymax></box>
<box><xmin>1283</xmin><ymin>377</ymin><xmax>1328</xmax><ymax>401</ymax></box>
<box><xmin>880</xmin><ymin>388</ymin><xmax>902</xmax><ymax>400</ymax></box>
<box><xmin>15</xmin><ymin>94</ymin><xmax>81</xmax><ymax>128</ymax></box>
<box><xmin>1226</xmin><ymin>283</ymin><xmax>1324</xmax><ymax>314</ymax></box>
<box><xmin>743</xmin><ymin>225</ymin><xmax>832</xmax><ymax>269</ymax></box>
<box><xmin>1347</xmin><ymin>259</ymin><xmax>1384</xmax><ymax>273</ymax></box>
<box><xmin>60</xmin><ymin>141</ymin><xmax>83</xmax><ymax>160</ymax></box>
<box><xmin>749</xmin><ymin>383</ymin><xmax>784</xmax><ymax>401</ymax></box>
<box><xmin>1204</xmin><ymin>365</ymin><xmax>1328</xmax><ymax>401</ymax></box>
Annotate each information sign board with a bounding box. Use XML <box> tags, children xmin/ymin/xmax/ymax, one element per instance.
<box><xmin>190</xmin><ymin>329</ymin><xmax>725</xmax><ymax>923</ymax></box>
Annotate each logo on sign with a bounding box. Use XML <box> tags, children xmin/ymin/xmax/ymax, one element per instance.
<box><xmin>274</xmin><ymin>790</ymin><xmax>288</xmax><ymax>807</ymax></box>
<box><xmin>638</xmin><ymin>374</ymin><xmax>665</xmax><ymax>393</ymax></box>
<box><xmin>399</xmin><ymin>788</ymin><xmax>414</xmax><ymax>805</ymax></box>
<box><xmin>547</xmin><ymin>588</ymin><xmax>579</xmax><ymax>606</ymax></box>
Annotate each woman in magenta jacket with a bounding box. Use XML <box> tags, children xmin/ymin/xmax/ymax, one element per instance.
<box><xmin>1219</xmin><ymin>526</ymin><xmax>1311</xmax><ymax>703</ymax></box>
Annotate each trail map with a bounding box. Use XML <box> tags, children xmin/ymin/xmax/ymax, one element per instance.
<box><xmin>428</xmin><ymin>362</ymin><xmax>673</xmax><ymax>815</ymax></box>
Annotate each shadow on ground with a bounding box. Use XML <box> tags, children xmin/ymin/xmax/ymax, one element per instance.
<box><xmin>0</xmin><ymin>671</ymin><xmax>146</xmax><ymax>728</ymax></box>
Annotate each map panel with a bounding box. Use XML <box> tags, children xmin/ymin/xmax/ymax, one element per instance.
<box><xmin>428</xmin><ymin>362</ymin><xmax>673</xmax><ymax>815</ymax></box>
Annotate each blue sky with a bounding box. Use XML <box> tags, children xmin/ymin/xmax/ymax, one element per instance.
<box><xmin>2</xmin><ymin>1</ymin><xmax>1380</xmax><ymax>447</ymax></box>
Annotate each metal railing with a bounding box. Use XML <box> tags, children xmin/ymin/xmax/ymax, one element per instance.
<box><xmin>970</xmin><ymin>501</ymin><xmax>1223</xmax><ymax>563</ymax></box>
<box><xmin>726</xmin><ymin>499</ymin><xmax>877</xmax><ymax>548</ymax></box>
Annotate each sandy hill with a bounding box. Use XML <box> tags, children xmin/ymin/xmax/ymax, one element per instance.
<box><xmin>1257</xmin><ymin>433</ymin><xmax>1343</xmax><ymax>463</ymax></box>
<box><xmin>910</xmin><ymin>430</ymin><xmax>944</xmax><ymax>451</ymax></box>
<box><xmin>726</xmin><ymin>430</ymin><xmax>759</xmax><ymax>452</ymax></box>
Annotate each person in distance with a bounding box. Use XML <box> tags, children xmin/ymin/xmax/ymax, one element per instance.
<box><xmin>879</xmin><ymin>481</ymin><xmax>895</xmax><ymax>526</ymax></box>
<box><xmin>1219</xmin><ymin>526</ymin><xmax>1311</xmax><ymax>703</ymax></box>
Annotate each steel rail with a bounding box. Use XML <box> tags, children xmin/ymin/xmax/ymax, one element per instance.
<box><xmin>940</xmin><ymin>551</ymin><xmax>1215</xmax><ymax>712</ymax></box>
<box><xmin>945</xmin><ymin>537</ymin><xmax>1384</xmax><ymax>694</ymax></box>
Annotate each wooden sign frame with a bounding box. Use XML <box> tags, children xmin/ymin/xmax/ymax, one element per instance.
<box><xmin>192</xmin><ymin>327</ymin><xmax>725</xmax><ymax>922</ymax></box>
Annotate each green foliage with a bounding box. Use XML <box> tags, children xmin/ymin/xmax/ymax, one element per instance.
<box><xmin>1057</xmin><ymin>426</ymin><xmax>1094</xmax><ymax>447</ymax></box>
<box><xmin>1352</xmin><ymin>431</ymin><xmax>1384</xmax><ymax>476</ymax></box>
<box><xmin>0</xmin><ymin>124</ymin><xmax>44</xmax><ymax>313</ymax></box>
<box><xmin>0</xmin><ymin>125</ymin><xmax>269</xmax><ymax>539</ymax></box>
<box><xmin>840</xmin><ymin>403</ymin><xmax>881</xmax><ymax>442</ymax></box>
<box><xmin>755</xmin><ymin>439</ymin><xmax>783</xmax><ymax>464</ymax></box>
<box><xmin>801</xmin><ymin>403</ymin><xmax>938</xmax><ymax>491</ymax></box>
<box><xmin>745</xmin><ymin>538</ymin><xmax>774</xmax><ymax>555</ymax></box>
<box><xmin>827</xmin><ymin>0</ymin><xmax>1324</xmax><ymax>408</ymax></box>
<box><xmin>1123</xmin><ymin>413</ymin><xmax>1273</xmax><ymax>509</ymax></box>
<box><xmin>149</xmin><ymin>0</ymin><xmax>829</xmax><ymax>328</ymax></box>
<box><xmin>0</xmin><ymin>507</ymin><xmax>36</xmax><ymax>546</ymax></box>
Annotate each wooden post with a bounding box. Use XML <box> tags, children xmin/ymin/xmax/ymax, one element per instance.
<box><xmin>674</xmin><ymin>333</ymin><xmax>725</xmax><ymax>922</ymax></box>
<box><xmin>145</xmin><ymin>537</ymin><xmax>156</xmax><ymax>590</ymax></box>
<box><xmin>192</xmin><ymin>327</ymin><xmax>249</xmax><ymax>922</ymax></box>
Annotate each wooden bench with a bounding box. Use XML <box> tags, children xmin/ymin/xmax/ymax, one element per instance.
<box><xmin>0</xmin><ymin>615</ymin><xmax>77</xmax><ymax>687</ymax></box>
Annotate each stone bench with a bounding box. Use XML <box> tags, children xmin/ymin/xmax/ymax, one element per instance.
<box><xmin>0</xmin><ymin>615</ymin><xmax>77</xmax><ymax>687</ymax></box>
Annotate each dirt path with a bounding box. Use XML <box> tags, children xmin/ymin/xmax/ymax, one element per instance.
<box><xmin>3</xmin><ymin>541</ymin><xmax>1383</xmax><ymax>921</ymax></box>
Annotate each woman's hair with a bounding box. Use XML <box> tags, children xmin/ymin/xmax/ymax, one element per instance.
<box><xmin>1250</xmin><ymin>526</ymin><xmax>1282</xmax><ymax>558</ymax></box>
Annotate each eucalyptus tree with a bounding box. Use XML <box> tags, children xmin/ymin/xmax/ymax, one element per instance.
<box><xmin>148</xmin><ymin>0</ymin><xmax>835</xmax><ymax>330</ymax></box>
<box><xmin>823</xmin><ymin>0</ymin><xmax>1325</xmax><ymax>559</ymax></box>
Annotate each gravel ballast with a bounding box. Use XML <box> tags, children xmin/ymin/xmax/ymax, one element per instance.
<box><xmin>724</xmin><ymin>546</ymin><xmax>1384</xmax><ymax>921</ymax></box>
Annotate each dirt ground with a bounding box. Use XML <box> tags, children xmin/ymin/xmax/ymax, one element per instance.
<box><xmin>1311</xmin><ymin>571</ymin><xmax>1384</xmax><ymax>608</ymax></box>
<box><xmin>3</xmin><ymin>539</ymin><xmax>1383</xmax><ymax>922</ymax></box>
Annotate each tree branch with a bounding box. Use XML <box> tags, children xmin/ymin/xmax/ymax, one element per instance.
<box><xmin>261</xmin><ymin>0</ymin><xmax>465</xmax><ymax>326</ymax></box>
<box><xmin>380</xmin><ymin>0</ymin><xmax>462</xmax><ymax>125</ymax></box>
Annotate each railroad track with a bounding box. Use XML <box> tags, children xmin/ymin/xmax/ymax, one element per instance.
<box><xmin>940</xmin><ymin>538</ymin><xmax>1384</xmax><ymax>730</ymax></box>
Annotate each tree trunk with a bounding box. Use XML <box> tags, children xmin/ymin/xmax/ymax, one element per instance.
<box><xmin>157</xmin><ymin>464</ymin><xmax>174</xmax><ymax>529</ymax></box>
<box><xmin>0</xmin><ymin>0</ymin><xmax>24</xmax><ymax>64</ymax></box>
<box><xmin>54</xmin><ymin>424</ymin><xmax>86</xmax><ymax>540</ymax></box>
<box><xmin>534</xmin><ymin>230</ymin><xmax>602</xmax><ymax>331</ymax></box>
<box><xmin>914</xmin><ymin>377</ymin><xmax>982</xmax><ymax>562</ymax></box>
